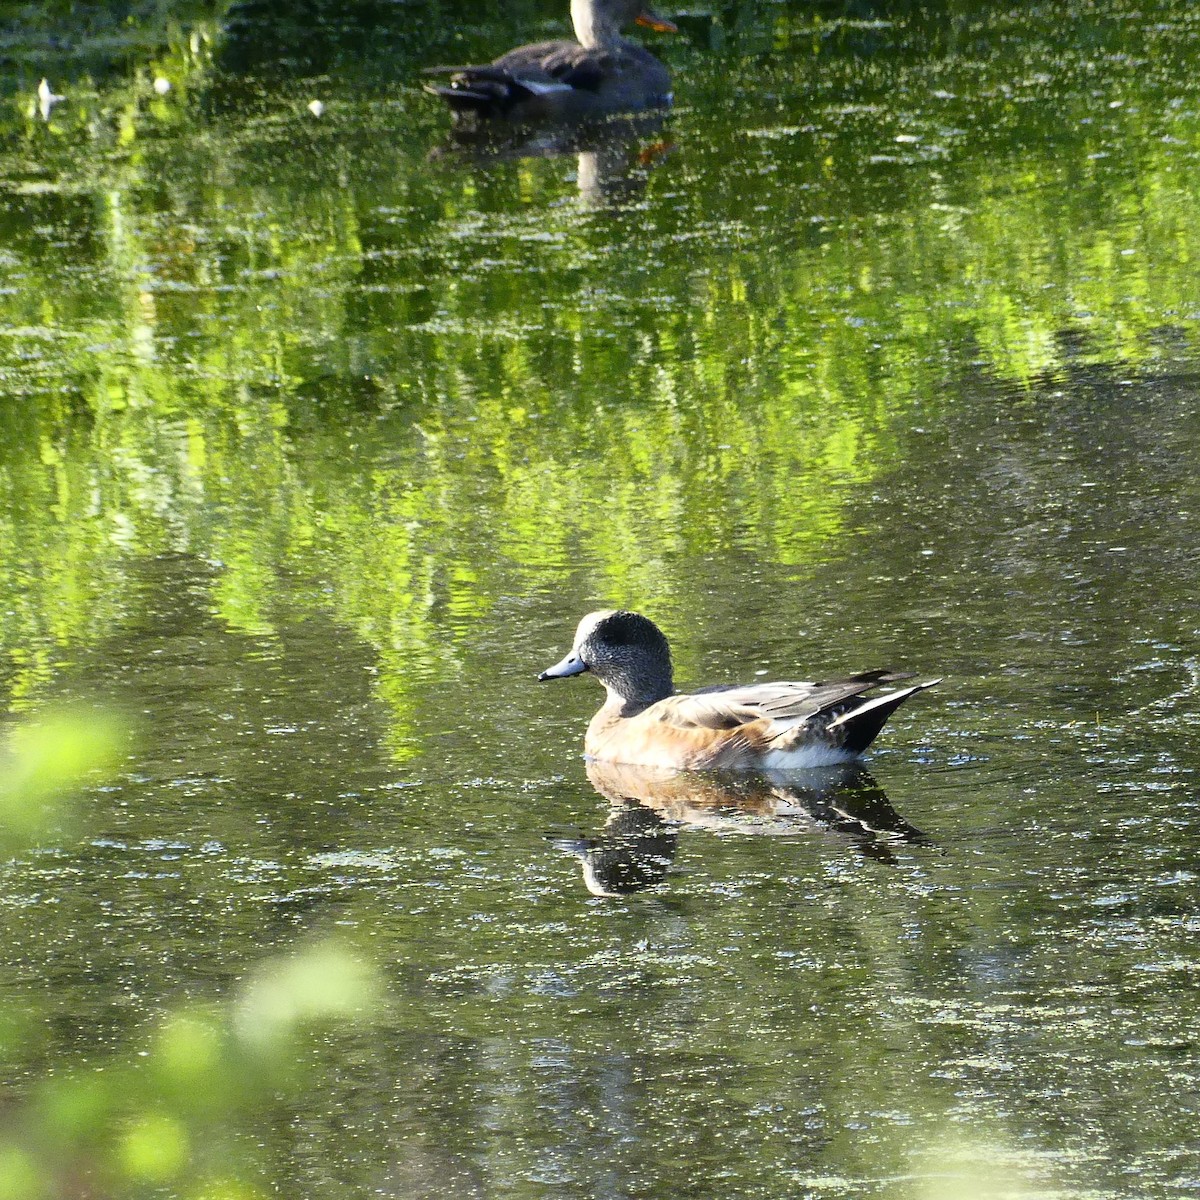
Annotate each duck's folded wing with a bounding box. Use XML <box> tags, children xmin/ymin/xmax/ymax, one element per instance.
<box><xmin>424</xmin><ymin>39</ymin><xmax>601</xmax><ymax>98</ymax></box>
<box><xmin>538</xmin><ymin>45</ymin><xmax>616</xmax><ymax>90</ymax></box>
<box><xmin>488</xmin><ymin>42</ymin><xmax>615</xmax><ymax>91</ymax></box>
<box><xmin>659</xmin><ymin>671</ymin><xmax>914</xmax><ymax>730</ymax></box>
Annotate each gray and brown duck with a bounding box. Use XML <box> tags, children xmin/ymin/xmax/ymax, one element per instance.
<box><xmin>424</xmin><ymin>0</ymin><xmax>676</xmax><ymax>126</ymax></box>
<box><xmin>539</xmin><ymin>610</ymin><xmax>941</xmax><ymax>770</ymax></box>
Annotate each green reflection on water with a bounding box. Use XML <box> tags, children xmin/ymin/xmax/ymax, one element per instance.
<box><xmin>4</xmin><ymin>4</ymin><xmax>1200</xmax><ymax>716</ymax></box>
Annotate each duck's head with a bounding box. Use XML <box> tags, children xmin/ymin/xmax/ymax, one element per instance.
<box><xmin>538</xmin><ymin>609</ymin><xmax>674</xmax><ymax>706</ymax></box>
<box><xmin>571</xmin><ymin>0</ymin><xmax>677</xmax><ymax>48</ymax></box>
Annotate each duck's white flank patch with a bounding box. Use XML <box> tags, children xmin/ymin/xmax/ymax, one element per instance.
<box><xmin>521</xmin><ymin>78</ymin><xmax>575</xmax><ymax>95</ymax></box>
<box><xmin>759</xmin><ymin>743</ymin><xmax>861</xmax><ymax>769</ymax></box>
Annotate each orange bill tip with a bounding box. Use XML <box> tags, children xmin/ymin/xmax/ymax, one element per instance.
<box><xmin>636</xmin><ymin>11</ymin><xmax>679</xmax><ymax>33</ymax></box>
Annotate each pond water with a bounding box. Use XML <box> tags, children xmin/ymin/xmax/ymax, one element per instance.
<box><xmin>2</xmin><ymin>1</ymin><xmax>1199</xmax><ymax>1196</ymax></box>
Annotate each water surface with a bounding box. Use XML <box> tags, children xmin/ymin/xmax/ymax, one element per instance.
<box><xmin>1</xmin><ymin>2</ymin><xmax>1199</xmax><ymax>1196</ymax></box>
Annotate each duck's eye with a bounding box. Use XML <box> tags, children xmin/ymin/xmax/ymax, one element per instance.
<box><xmin>600</xmin><ymin>615</ymin><xmax>644</xmax><ymax>646</ymax></box>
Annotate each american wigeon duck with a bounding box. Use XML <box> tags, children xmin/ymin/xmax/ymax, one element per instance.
<box><xmin>423</xmin><ymin>0</ymin><xmax>677</xmax><ymax>126</ymax></box>
<box><xmin>538</xmin><ymin>610</ymin><xmax>940</xmax><ymax>770</ymax></box>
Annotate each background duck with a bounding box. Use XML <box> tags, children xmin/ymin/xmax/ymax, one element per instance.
<box><xmin>538</xmin><ymin>609</ymin><xmax>940</xmax><ymax>770</ymax></box>
<box><xmin>423</xmin><ymin>0</ymin><xmax>676</xmax><ymax>126</ymax></box>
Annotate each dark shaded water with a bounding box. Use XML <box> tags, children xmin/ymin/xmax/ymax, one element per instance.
<box><xmin>2</xmin><ymin>2</ymin><xmax>1199</xmax><ymax>1196</ymax></box>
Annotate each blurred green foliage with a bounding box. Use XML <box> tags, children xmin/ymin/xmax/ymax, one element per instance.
<box><xmin>0</xmin><ymin>710</ymin><xmax>126</xmax><ymax>849</ymax></box>
<box><xmin>1</xmin><ymin>713</ymin><xmax>380</xmax><ymax>1200</ymax></box>
<box><xmin>1</xmin><ymin>943</ymin><xmax>381</xmax><ymax>1199</ymax></box>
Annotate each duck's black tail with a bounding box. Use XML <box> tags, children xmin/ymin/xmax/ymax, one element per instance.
<box><xmin>826</xmin><ymin>679</ymin><xmax>941</xmax><ymax>755</ymax></box>
<box><xmin>423</xmin><ymin>66</ymin><xmax>534</xmax><ymax>120</ymax></box>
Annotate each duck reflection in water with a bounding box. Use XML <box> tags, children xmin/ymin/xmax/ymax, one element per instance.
<box><xmin>553</xmin><ymin>760</ymin><xmax>931</xmax><ymax>896</ymax></box>
<box><xmin>428</xmin><ymin>112</ymin><xmax>673</xmax><ymax>209</ymax></box>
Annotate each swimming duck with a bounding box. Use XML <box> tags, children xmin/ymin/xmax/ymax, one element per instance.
<box><xmin>538</xmin><ymin>610</ymin><xmax>940</xmax><ymax>770</ymax></box>
<box><xmin>423</xmin><ymin>0</ymin><xmax>676</xmax><ymax>126</ymax></box>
